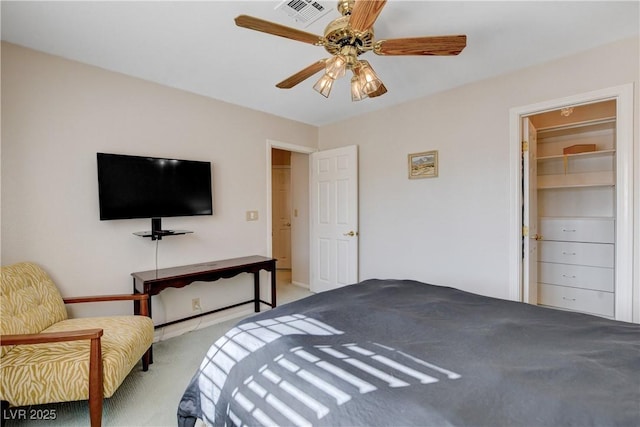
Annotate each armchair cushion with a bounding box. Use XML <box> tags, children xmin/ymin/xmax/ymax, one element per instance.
<box><xmin>1</xmin><ymin>316</ymin><xmax>154</xmax><ymax>406</ymax></box>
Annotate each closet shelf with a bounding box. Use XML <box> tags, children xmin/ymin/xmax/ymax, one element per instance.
<box><xmin>538</xmin><ymin>183</ymin><xmax>615</xmax><ymax>190</ymax></box>
<box><xmin>537</xmin><ymin>149</ymin><xmax>615</xmax><ymax>162</ymax></box>
<box><xmin>538</xmin><ymin>171</ymin><xmax>615</xmax><ymax>189</ymax></box>
<box><xmin>536</xmin><ymin>117</ymin><xmax>616</xmax><ymax>136</ymax></box>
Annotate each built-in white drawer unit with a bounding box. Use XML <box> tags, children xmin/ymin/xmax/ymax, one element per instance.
<box><xmin>539</xmin><ymin>283</ymin><xmax>614</xmax><ymax>318</ymax></box>
<box><xmin>534</xmin><ymin>112</ymin><xmax>619</xmax><ymax>320</ymax></box>
<box><xmin>538</xmin><ymin>262</ymin><xmax>614</xmax><ymax>292</ymax></box>
<box><xmin>538</xmin><ymin>240</ymin><xmax>614</xmax><ymax>268</ymax></box>
<box><xmin>539</xmin><ymin>217</ymin><xmax>614</xmax><ymax>243</ymax></box>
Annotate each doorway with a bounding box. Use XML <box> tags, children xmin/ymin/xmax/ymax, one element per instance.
<box><xmin>266</xmin><ymin>140</ymin><xmax>315</xmax><ymax>290</ymax></box>
<box><xmin>508</xmin><ymin>84</ymin><xmax>634</xmax><ymax>322</ymax></box>
<box><xmin>272</xmin><ymin>149</ymin><xmax>292</xmax><ymax>270</ymax></box>
<box><xmin>267</xmin><ymin>141</ymin><xmax>360</xmax><ymax>295</ymax></box>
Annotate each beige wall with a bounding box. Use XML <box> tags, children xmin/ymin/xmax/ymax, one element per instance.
<box><xmin>1</xmin><ymin>42</ymin><xmax>317</xmax><ymax>336</ymax></box>
<box><xmin>3</xmin><ymin>35</ymin><xmax>639</xmax><ymax>331</ymax></box>
<box><xmin>319</xmin><ymin>37</ymin><xmax>639</xmax><ymax>309</ymax></box>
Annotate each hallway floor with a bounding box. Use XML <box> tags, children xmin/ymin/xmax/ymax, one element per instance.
<box><xmin>276</xmin><ymin>269</ymin><xmax>313</xmax><ymax>305</ymax></box>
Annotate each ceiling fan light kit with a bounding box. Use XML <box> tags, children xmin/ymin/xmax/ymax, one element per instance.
<box><xmin>315</xmin><ymin>53</ymin><xmax>382</xmax><ymax>101</ymax></box>
<box><xmin>235</xmin><ymin>0</ymin><xmax>467</xmax><ymax>102</ymax></box>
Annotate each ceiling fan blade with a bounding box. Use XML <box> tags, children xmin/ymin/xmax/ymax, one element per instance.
<box><xmin>349</xmin><ymin>0</ymin><xmax>387</xmax><ymax>32</ymax></box>
<box><xmin>367</xmin><ymin>82</ymin><xmax>387</xmax><ymax>98</ymax></box>
<box><xmin>276</xmin><ymin>60</ymin><xmax>327</xmax><ymax>89</ymax></box>
<box><xmin>235</xmin><ymin>15</ymin><xmax>324</xmax><ymax>46</ymax></box>
<box><xmin>375</xmin><ymin>35</ymin><xmax>467</xmax><ymax>56</ymax></box>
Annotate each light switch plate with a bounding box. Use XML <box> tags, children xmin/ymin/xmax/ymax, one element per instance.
<box><xmin>246</xmin><ymin>210</ymin><xmax>259</xmax><ymax>221</ymax></box>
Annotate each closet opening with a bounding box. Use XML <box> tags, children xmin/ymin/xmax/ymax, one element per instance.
<box><xmin>524</xmin><ymin>101</ymin><xmax>616</xmax><ymax>319</ymax></box>
<box><xmin>508</xmin><ymin>83</ymin><xmax>634</xmax><ymax>323</ymax></box>
<box><xmin>266</xmin><ymin>141</ymin><xmax>314</xmax><ymax>300</ymax></box>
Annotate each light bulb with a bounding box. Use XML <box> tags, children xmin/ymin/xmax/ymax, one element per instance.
<box><xmin>358</xmin><ymin>61</ymin><xmax>382</xmax><ymax>94</ymax></box>
<box><xmin>351</xmin><ymin>75</ymin><xmax>368</xmax><ymax>101</ymax></box>
<box><xmin>325</xmin><ymin>55</ymin><xmax>347</xmax><ymax>80</ymax></box>
<box><xmin>313</xmin><ymin>73</ymin><xmax>334</xmax><ymax>98</ymax></box>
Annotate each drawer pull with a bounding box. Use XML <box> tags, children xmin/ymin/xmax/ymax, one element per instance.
<box><xmin>562</xmin><ymin>229</ymin><xmax>577</xmax><ymax>232</ymax></box>
<box><xmin>562</xmin><ymin>252</ymin><xmax>576</xmax><ymax>256</ymax></box>
<box><xmin>562</xmin><ymin>297</ymin><xmax>577</xmax><ymax>302</ymax></box>
<box><xmin>562</xmin><ymin>274</ymin><xmax>576</xmax><ymax>279</ymax></box>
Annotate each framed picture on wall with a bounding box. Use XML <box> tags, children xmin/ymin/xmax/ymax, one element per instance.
<box><xmin>408</xmin><ymin>150</ymin><xmax>438</xmax><ymax>179</ymax></box>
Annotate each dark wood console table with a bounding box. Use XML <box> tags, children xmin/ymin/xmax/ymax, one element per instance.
<box><xmin>132</xmin><ymin>255</ymin><xmax>276</xmax><ymax>328</ymax></box>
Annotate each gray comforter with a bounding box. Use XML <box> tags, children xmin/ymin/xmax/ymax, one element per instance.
<box><xmin>177</xmin><ymin>279</ymin><xmax>640</xmax><ymax>426</ymax></box>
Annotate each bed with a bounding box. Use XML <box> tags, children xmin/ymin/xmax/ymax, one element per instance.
<box><xmin>177</xmin><ymin>279</ymin><xmax>640</xmax><ymax>426</ymax></box>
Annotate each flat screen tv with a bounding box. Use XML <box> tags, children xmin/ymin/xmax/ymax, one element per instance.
<box><xmin>97</xmin><ymin>153</ymin><xmax>213</xmax><ymax>227</ymax></box>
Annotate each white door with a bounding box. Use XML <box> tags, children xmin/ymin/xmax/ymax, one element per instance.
<box><xmin>272</xmin><ymin>167</ymin><xmax>292</xmax><ymax>269</ymax></box>
<box><xmin>310</xmin><ymin>145</ymin><xmax>358</xmax><ymax>293</ymax></box>
<box><xmin>522</xmin><ymin>118</ymin><xmax>538</xmax><ymax>304</ymax></box>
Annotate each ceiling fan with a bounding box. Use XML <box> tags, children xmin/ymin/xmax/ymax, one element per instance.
<box><xmin>235</xmin><ymin>0</ymin><xmax>467</xmax><ymax>101</ymax></box>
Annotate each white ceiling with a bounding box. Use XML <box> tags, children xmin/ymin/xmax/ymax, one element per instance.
<box><xmin>2</xmin><ymin>1</ymin><xmax>638</xmax><ymax>126</ymax></box>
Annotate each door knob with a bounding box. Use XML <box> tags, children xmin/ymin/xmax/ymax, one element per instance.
<box><xmin>343</xmin><ymin>231</ymin><xmax>358</xmax><ymax>237</ymax></box>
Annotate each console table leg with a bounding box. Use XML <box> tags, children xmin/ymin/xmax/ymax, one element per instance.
<box><xmin>271</xmin><ymin>267</ymin><xmax>277</xmax><ymax>308</ymax></box>
<box><xmin>254</xmin><ymin>272</ymin><xmax>260</xmax><ymax>312</ymax></box>
<box><xmin>132</xmin><ymin>279</ymin><xmax>140</xmax><ymax>315</ymax></box>
<box><xmin>133</xmin><ymin>278</ymin><xmax>154</xmax><ymax>364</ymax></box>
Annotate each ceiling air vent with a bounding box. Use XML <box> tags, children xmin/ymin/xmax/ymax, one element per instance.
<box><xmin>275</xmin><ymin>0</ymin><xmax>331</xmax><ymax>27</ymax></box>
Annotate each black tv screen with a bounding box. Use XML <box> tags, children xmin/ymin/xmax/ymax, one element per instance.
<box><xmin>97</xmin><ymin>152</ymin><xmax>213</xmax><ymax>221</ymax></box>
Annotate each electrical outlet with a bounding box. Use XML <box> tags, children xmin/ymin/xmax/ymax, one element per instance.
<box><xmin>246</xmin><ymin>210</ymin><xmax>259</xmax><ymax>221</ymax></box>
<box><xmin>192</xmin><ymin>298</ymin><xmax>201</xmax><ymax>312</ymax></box>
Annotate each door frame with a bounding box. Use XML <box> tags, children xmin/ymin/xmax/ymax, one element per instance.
<box><xmin>265</xmin><ymin>139</ymin><xmax>316</xmax><ymax>265</ymax></box>
<box><xmin>522</xmin><ymin>118</ymin><xmax>539</xmax><ymax>306</ymax></box>
<box><xmin>507</xmin><ymin>83</ymin><xmax>635</xmax><ymax>322</ymax></box>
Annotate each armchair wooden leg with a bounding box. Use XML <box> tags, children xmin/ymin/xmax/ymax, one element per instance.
<box><xmin>89</xmin><ymin>336</ymin><xmax>104</xmax><ymax>427</ymax></box>
<box><xmin>142</xmin><ymin>347</ymin><xmax>151</xmax><ymax>372</ymax></box>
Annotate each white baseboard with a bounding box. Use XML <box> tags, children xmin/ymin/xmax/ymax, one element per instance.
<box><xmin>291</xmin><ymin>280</ymin><xmax>309</xmax><ymax>289</ymax></box>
